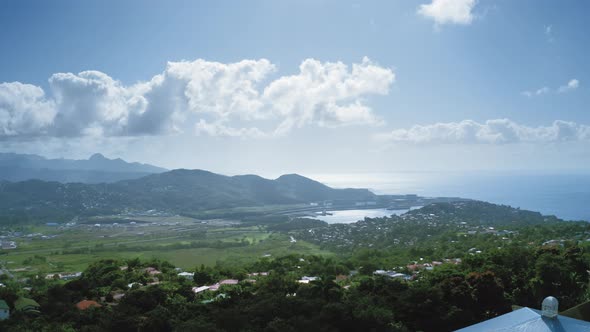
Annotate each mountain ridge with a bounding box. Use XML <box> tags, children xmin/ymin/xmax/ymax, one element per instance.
<box><xmin>0</xmin><ymin>152</ymin><xmax>167</xmax><ymax>183</ymax></box>
<box><xmin>0</xmin><ymin>168</ymin><xmax>377</xmax><ymax>221</ymax></box>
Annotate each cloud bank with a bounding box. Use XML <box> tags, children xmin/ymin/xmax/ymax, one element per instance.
<box><xmin>417</xmin><ymin>0</ymin><xmax>477</xmax><ymax>25</ymax></box>
<box><xmin>376</xmin><ymin>119</ymin><xmax>590</xmax><ymax>144</ymax></box>
<box><xmin>0</xmin><ymin>57</ymin><xmax>394</xmax><ymax>139</ymax></box>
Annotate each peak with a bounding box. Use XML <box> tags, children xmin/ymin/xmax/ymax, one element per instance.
<box><xmin>89</xmin><ymin>153</ymin><xmax>108</xmax><ymax>161</ymax></box>
<box><xmin>167</xmin><ymin>169</ymin><xmax>216</xmax><ymax>176</ymax></box>
<box><xmin>276</xmin><ymin>174</ymin><xmax>319</xmax><ymax>183</ymax></box>
<box><xmin>277</xmin><ymin>174</ymin><xmax>306</xmax><ymax>180</ymax></box>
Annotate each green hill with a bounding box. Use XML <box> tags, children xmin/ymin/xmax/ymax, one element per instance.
<box><xmin>0</xmin><ymin>169</ymin><xmax>376</xmax><ymax>221</ymax></box>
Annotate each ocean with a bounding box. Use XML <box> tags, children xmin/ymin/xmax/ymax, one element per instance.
<box><xmin>309</xmin><ymin>171</ymin><xmax>590</xmax><ymax>222</ymax></box>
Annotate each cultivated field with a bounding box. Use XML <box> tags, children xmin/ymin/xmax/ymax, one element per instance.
<box><xmin>0</xmin><ymin>214</ymin><xmax>331</xmax><ymax>277</ymax></box>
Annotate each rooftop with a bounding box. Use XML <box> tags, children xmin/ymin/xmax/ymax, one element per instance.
<box><xmin>457</xmin><ymin>307</ymin><xmax>590</xmax><ymax>332</ymax></box>
<box><xmin>76</xmin><ymin>300</ymin><xmax>101</xmax><ymax>310</ymax></box>
<box><xmin>14</xmin><ymin>297</ymin><xmax>40</xmax><ymax>312</ymax></box>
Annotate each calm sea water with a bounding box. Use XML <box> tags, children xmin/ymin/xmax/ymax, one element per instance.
<box><xmin>311</xmin><ymin>208</ymin><xmax>417</xmax><ymax>224</ymax></box>
<box><xmin>309</xmin><ymin>171</ymin><xmax>590</xmax><ymax>222</ymax></box>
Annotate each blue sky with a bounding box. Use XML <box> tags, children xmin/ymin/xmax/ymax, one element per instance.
<box><xmin>0</xmin><ymin>0</ymin><xmax>588</xmax><ymax>175</ymax></box>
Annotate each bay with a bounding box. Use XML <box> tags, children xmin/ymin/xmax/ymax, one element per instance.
<box><xmin>309</xmin><ymin>171</ymin><xmax>590</xmax><ymax>222</ymax></box>
<box><xmin>311</xmin><ymin>207</ymin><xmax>417</xmax><ymax>224</ymax></box>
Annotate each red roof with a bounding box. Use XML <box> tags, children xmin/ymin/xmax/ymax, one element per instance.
<box><xmin>76</xmin><ymin>300</ymin><xmax>102</xmax><ymax>310</ymax></box>
<box><xmin>335</xmin><ymin>274</ymin><xmax>348</xmax><ymax>281</ymax></box>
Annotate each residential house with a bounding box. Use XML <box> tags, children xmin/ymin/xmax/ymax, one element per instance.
<box><xmin>145</xmin><ymin>267</ymin><xmax>162</xmax><ymax>275</ymax></box>
<box><xmin>247</xmin><ymin>272</ymin><xmax>269</xmax><ymax>277</ymax></box>
<box><xmin>297</xmin><ymin>276</ymin><xmax>318</xmax><ymax>284</ymax></box>
<box><xmin>14</xmin><ymin>297</ymin><xmax>40</xmax><ymax>315</ymax></box>
<box><xmin>207</xmin><ymin>279</ymin><xmax>239</xmax><ymax>292</ymax></box>
<box><xmin>0</xmin><ymin>241</ymin><xmax>17</xmax><ymax>249</ymax></box>
<box><xmin>61</xmin><ymin>272</ymin><xmax>82</xmax><ymax>280</ymax></box>
<box><xmin>374</xmin><ymin>270</ymin><xmax>410</xmax><ymax>280</ymax></box>
<box><xmin>0</xmin><ymin>300</ymin><xmax>9</xmax><ymax>320</ymax></box>
<box><xmin>219</xmin><ymin>279</ymin><xmax>239</xmax><ymax>285</ymax></box>
<box><xmin>76</xmin><ymin>300</ymin><xmax>101</xmax><ymax>310</ymax></box>
<box><xmin>192</xmin><ymin>286</ymin><xmax>210</xmax><ymax>294</ymax></box>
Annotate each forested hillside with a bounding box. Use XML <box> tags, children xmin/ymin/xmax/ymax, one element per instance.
<box><xmin>0</xmin><ymin>244</ymin><xmax>588</xmax><ymax>331</ymax></box>
<box><xmin>0</xmin><ymin>170</ymin><xmax>376</xmax><ymax>222</ymax></box>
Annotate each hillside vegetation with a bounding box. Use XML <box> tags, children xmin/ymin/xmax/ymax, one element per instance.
<box><xmin>0</xmin><ymin>171</ymin><xmax>375</xmax><ymax>222</ymax></box>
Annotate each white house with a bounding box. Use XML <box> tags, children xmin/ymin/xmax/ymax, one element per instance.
<box><xmin>192</xmin><ymin>286</ymin><xmax>210</xmax><ymax>294</ymax></box>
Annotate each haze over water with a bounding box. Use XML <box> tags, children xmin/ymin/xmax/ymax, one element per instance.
<box><xmin>310</xmin><ymin>171</ymin><xmax>590</xmax><ymax>222</ymax></box>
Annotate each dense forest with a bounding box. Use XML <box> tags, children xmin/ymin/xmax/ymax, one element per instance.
<box><xmin>0</xmin><ymin>242</ymin><xmax>589</xmax><ymax>331</ymax></box>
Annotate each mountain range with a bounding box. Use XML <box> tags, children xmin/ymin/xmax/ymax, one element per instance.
<box><xmin>0</xmin><ymin>152</ymin><xmax>167</xmax><ymax>183</ymax></box>
<box><xmin>0</xmin><ymin>166</ymin><xmax>377</xmax><ymax>221</ymax></box>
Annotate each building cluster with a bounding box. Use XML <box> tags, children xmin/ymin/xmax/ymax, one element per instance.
<box><xmin>192</xmin><ymin>279</ymin><xmax>240</xmax><ymax>293</ymax></box>
<box><xmin>0</xmin><ymin>229</ymin><xmax>63</xmax><ymax>251</ymax></box>
<box><xmin>373</xmin><ymin>270</ymin><xmax>411</xmax><ymax>280</ymax></box>
<box><xmin>407</xmin><ymin>258</ymin><xmax>462</xmax><ymax>273</ymax></box>
<box><xmin>44</xmin><ymin>272</ymin><xmax>82</xmax><ymax>280</ymax></box>
<box><xmin>0</xmin><ymin>240</ymin><xmax>17</xmax><ymax>250</ymax></box>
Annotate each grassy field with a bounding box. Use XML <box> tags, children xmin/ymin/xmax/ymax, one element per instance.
<box><xmin>146</xmin><ymin>234</ymin><xmax>330</xmax><ymax>268</ymax></box>
<box><xmin>0</xmin><ymin>219</ymin><xmax>332</xmax><ymax>276</ymax></box>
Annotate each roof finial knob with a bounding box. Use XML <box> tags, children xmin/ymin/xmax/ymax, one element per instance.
<box><xmin>542</xmin><ymin>296</ymin><xmax>559</xmax><ymax>319</ymax></box>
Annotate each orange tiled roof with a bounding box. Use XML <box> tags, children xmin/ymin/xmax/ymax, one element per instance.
<box><xmin>76</xmin><ymin>300</ymin><xmax>102</xmax><ymax>310</ymax></box>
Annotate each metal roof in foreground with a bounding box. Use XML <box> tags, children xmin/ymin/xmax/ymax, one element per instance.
<box><xmin>456</xmin><ymin>307</ymin><xmax>590</xmax><ymax>332</ymax></box>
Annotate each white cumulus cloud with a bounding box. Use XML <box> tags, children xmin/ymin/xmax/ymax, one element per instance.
<box><xmin>376</xmin><ymin>119</ymin><xmax>590</xmax><ymax>144</ymax></box>
<box><xmin>0</xmin><ymin>82</ymin><xmax>56</xmax><ymax>137</ymax></box>
<box><xmin>0</xmin><ymin>57</ymin><xmax>394</xmax><ymax>139</ymax></box>
<box><xmin>263</xmin><ymin>57</ymin><xmax>393</xmax><ymax>135</ymax></box>
<box><xmin>521</xmin><ymin>86</ymin><xmax>550</xmax><ymax>97</ymax></box>
<box><xmin>165</xmin><ymin>58</ymin><xmax>275</xmax><ymax>120</ymax></box>
<box><xmin>417</xmin><ymin>0</ymin><xmax>477</xmax><ymax>25</ymax></box>
<box><xmin>522</xmin><ymin>78</ymin><xmax>579</xmax><ymax>97</ymax></box>
<box><xmin>558</xmin><ymin>79</ymin><xmax>579</xmax><ymax>93</ymax></box>
<box><xmin>48</xmin><ymin>71</ymin><xmax>142</xmax><ymax>136</ymax></box>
